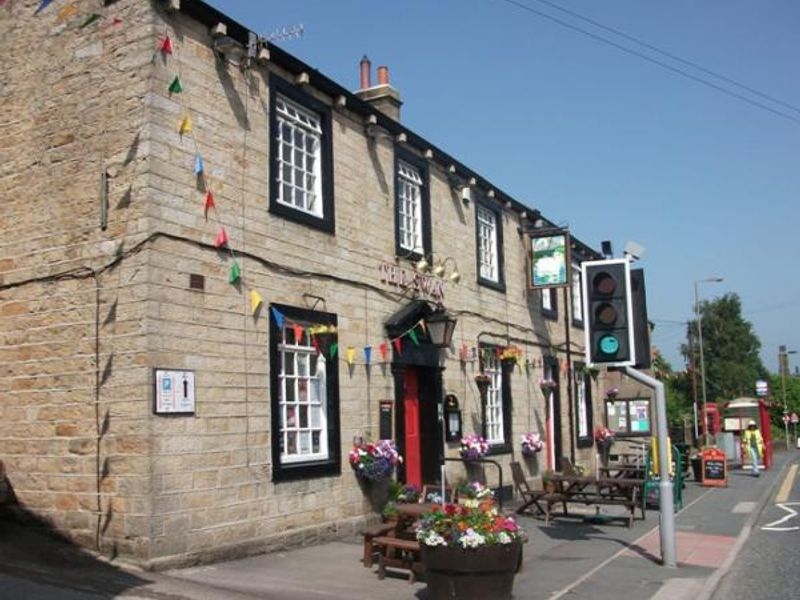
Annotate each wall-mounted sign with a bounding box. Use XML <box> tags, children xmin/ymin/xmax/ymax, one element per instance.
<box><xmin>529</xmin><ymin>233</ymin><xmax>570</xmax><ymax>288</ymax></box>
<box><xmin>379</xmin><ymin>262</ymin><xmax>444</xmax><ymax>302</ymax></box>
<box><xmin>154</xmin><ymin>369</ymin><xmax>196</xmax><ymax>415</ymax></box>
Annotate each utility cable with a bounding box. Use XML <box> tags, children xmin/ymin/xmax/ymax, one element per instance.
<box><xmin>528</xmin><ymin>0</ymin><xmax>800</xmax><ymax>116</ymax></box>
<box><xmin>496</xmin><ymin>0</ymin><xmax>800</xmax><ymax>126</ymax></box>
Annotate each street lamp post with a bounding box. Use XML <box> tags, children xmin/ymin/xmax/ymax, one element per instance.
<box><xmin>695</xmin><ymin>277</ymin><xmax>723</xmax><ymax>447</ymax></box>
<box><xmin>779</xmin><ymin>345</ymin><xmax>797</xmax><ymax>450</ymax></box>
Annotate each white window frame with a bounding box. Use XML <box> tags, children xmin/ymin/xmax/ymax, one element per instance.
<box><xmin>397</xmin><ymin>160</ymin><xmax>424</xmax><ymax>253</ymax></box>
<box><xmin>275</xmin><ymin>95</ymin><xmax>323</xmax><ymax>218</ymax></box>
<box><xmin>571</xmin><ymin>266</ymin><xmax>583</xmax><ymax>324</ymax></box>
<box><xmin>576</xmin><ymin>374</ymin><xmax>589</xmax><ymax>439</ymax></box>
<box><xmin>484</xmin><ymin>353</ymin><xmax>505</xmax><ymax>444</ymax></box>
<box><xmin>541</xmin><ymin>288</ymin><xmax>553</xmax><ymax>312</ymax></box>
<box><xmin>278</xmin><ymin>326</ymin><xmax>328</xmax><ymax>464</ymax></box>
<box><xmin>477</xmin><ymin>206</ymin><xmax>499</xmax><ymax>283</ymax></box>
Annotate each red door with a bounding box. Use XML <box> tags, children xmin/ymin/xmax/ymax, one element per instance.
<box><xmin>404</xmin><ymin>368</ymin><xmax>422</xmax><ymax>487</ymax></box>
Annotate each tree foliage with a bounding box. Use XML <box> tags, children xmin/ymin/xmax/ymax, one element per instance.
<box><xmin>681</xmin><ymin>293</ymin><xmax>767</xmax><ymax>402</ymax></box>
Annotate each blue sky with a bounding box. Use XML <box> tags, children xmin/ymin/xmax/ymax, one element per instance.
<box><xmin>207</xmin><ymin>0</ymin><xmax>799</xmax><ymax>374</ymax></box>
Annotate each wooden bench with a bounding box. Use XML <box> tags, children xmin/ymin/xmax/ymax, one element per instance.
<box><xmin>510</xmin><ymin>462</ymin><xmax>567</xmax><ymax>525</ymax></box>
<box><xmin>372</xmin><ymin>536</ymin><xmax>422</xmax><ymax>582</ymax></box>
<box><xmin>361</xmin><ymin>522</ymin><xmax>395</xmax><ymax>568</ymax></box>
<box><xmin>551</xmin><ymin>475</ymin><xmax>642</xmax><ymax>527</ymax></box>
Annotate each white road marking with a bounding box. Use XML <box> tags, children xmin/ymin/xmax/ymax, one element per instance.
<box><xmin>761</xmin><ymin>502</ymin><xmax>800</xmax><ymax>531</ymax></box>
<box><xmin>732</xmin><ymin>501</ymin><xmax>756</xmax><ymax>514</ymax></box>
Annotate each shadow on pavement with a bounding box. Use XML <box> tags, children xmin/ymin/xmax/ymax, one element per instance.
<box><xmin>0</xmin><ymin>472</ymin><xmax>151</xmax><ymax>599</ymax></box>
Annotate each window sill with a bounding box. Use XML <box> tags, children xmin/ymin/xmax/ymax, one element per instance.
<box><xmin>477</xmin><ymin>277</ymin><xmax>506</xmax><ymax>294</ymax></box>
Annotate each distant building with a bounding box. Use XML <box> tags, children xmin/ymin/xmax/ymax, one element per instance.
<box><xmin>0</xmin><ymin>0</ymin><xmax>649</xmax><ymax>568</ymax></box>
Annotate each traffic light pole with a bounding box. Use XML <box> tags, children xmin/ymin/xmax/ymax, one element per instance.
<box><xmin>623</xmin><ymin>366</ymin><xmax>676</xmax><ymax>568</ymax></box>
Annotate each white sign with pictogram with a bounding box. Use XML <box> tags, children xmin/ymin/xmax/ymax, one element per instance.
<box><xmin>154</xmin><ymin>369</ymin><xmax>196</xmax><ymax>414</ymax></box>
<box><xmin>755</xmin><ymin>380</ymin><xmax>769</xmax><ymax>397</ymax></box>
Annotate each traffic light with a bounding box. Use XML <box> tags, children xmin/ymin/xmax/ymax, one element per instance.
<box><xmin>582</xmin><ymin>259</ymin><xmax>635</xmax><ymax>367</ymax></box>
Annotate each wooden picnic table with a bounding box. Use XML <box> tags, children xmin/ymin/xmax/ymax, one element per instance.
<box><xmin>370</xmin><ymin>503</ymin><xmax>437</xmax><ymax>582</ymax></box>
<box><xmin>547</xmin><ymin>474</ymin><xmax>645</xmax><ymax>527</ymax></box>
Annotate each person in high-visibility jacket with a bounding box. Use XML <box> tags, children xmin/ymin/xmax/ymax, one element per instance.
<box><xmin>741</xmin><ymin>420</ymin><xmax>765</xmax><ymax>477</ymax></box>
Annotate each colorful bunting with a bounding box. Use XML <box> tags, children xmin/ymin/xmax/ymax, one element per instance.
<box><xmin>379</xmin><ymin>341</ymin><xmax>388</xmax><ymax>362</ymax></box>
<box><xmin>179</xmin><ymin>115</ymin><xmax>192</xmax><ymax>135</ymax></box>
<box><xmin>364</xmin><ymin>346</ymin><xmax>372</xmax><ymax>365</ymax></box>
<box><xmin>329</xmin><ymin>343</ymin><xmax>338</xmax><ymax>359</ymax></box>
<box><xmin>34</xmin><ymin>0</ymin><xmax>53</xmax><ymax>15</ymax></box>
<box><xmin>194</xmin><ymin>154</ymin><xmax>204</xmax><ymax>175</ymax></box>
<box><xmin>160</xmin><ymin>35</ymin><xmax>174</xmax><ymax>55</ymax></box>
<box><xmin>203</xmin><ymin>191</ymin><xmax>215</xmax><ymax>218</ymax></box>
<box><xmin>214</xmin><ymin>227</ymin><xmax>228</xmax><ymax>248</ymax></box>
<box><xmin>250</xmin><ymin>290</ymin><xmax>263</xmax><ymax>314</ymax></box>
<box><xmin>79</xmin><ymin>13</ymin><xmax>102</xmax><ymax>28</ymax></box>
<box><xmin>346</xmin><ymin>346</ymin><xmax>355</xmax><ymax>366</ymax></box>
<box><xmin>292</xmin><ymin>323</ymin><xmax>304</xmax><ymax>343</ymax></box>
<box><xmin>271</xmin><ymin>307</ymin><xmax>285</xmax><ymax>329</ymax></box>
<box><xmin>228</xmin><ymin>261</ymin><xmax>241</xmax><ymax>284</ymax></box>
<box><xmin>168</xmin><ymin>75</ymin><xmax>183</xmax><ymax>94</ymax></box>
<box><xmin>408</xmin><ymin>329</ymin><xmax>419</xmax><ymax>346</ymax></box>
<box><xmin>392</xmin><ymin>338</ymin><xmax>402</xmax><ymax>356</ymax></box>
<box><xmin>57</xmin><ymin>3</ymin><xmax>77</xmax><ymax>23</ymax></box>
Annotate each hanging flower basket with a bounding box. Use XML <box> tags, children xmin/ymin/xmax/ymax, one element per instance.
<box><xmin>594</xmin><ymin>427</ymin><xmax>615</xmax><ymax>449</ymax></box>
<box><xmin>348</xmin><ymin>439</ymin><xmax>402</xmax><ymax>482</ymax></box>
<box><xmin>474</xmin><ymin>373</ymin><xmax>491</xmax><ymax>393</ymax></box>
<box><xmin>459</xmin><ymin>434</ymin><xmax>489</xmax><ymax>462</ymax></box>
<box><xmin>520</xmin><ymin>432</ymin><xmax>544</xmax><ymax>457</ymax></box>
<box><xmin>605</xmin><ymin>387</ymin><xmax>619</xmax><ymax>400</ymax></box>
<box><xmin>539</xmin><ymin>378</ymin><xmax>557</xmax><ymax>396</ymax></box>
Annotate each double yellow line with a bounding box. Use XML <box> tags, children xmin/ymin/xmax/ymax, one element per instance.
<box><xmin>776</xmin><ymin>463</ymin><xmax>798</xmax><ymax>503</ymax></box>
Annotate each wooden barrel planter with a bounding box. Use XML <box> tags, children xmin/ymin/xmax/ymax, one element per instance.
<box><xmin>421</xmin><ymin>541</ymin><xmax>522</xmax><ymax>600</ymax></box>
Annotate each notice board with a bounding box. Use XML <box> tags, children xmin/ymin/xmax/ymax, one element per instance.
<box><xmin>700</xmin><ymin>447</ymin><xmax>727</xmax><ymax>487</ymax></box>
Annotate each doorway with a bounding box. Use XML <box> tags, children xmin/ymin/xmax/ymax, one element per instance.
<box><xmin>395</xmin><ymin>365</ymin><xmax>442</xmax><ymax>487</ymax></box>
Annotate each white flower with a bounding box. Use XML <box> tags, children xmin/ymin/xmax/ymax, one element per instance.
<box><xmin>496</xmin><ymin>532</ymin><xmax>513</xmax><ymax>544</ymax></box>
<box><xmin>418</xmin><ymin>531</ymin><xmax>447</xmax><ymax>546</ymax></box>
<box><xmin>458</xmin><ymin>528</ymin><xmax>486</xmax><ymax>549</ymax></box>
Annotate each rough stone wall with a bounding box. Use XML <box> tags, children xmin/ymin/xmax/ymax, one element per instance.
<box><xmin>0</xmin><ymin>0</ymin><xmax>623</xmax><ymax>568</ymax></box>
<box><xmin>0</xmin><ymin>0</ymin><xmax>157</xmax><ymax>559</ymax></box>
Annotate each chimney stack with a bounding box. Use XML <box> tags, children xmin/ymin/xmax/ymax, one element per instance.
<box><xmin>355</xmin><ymin>57</ymin><xmax>402</xmax><ymax>121</ymax></box>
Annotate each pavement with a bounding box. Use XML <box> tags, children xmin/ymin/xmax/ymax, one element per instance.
<box><xmin>0</xmin><ymin>448</ymin><xmax>795</xmax><ymax>600</ymax></box>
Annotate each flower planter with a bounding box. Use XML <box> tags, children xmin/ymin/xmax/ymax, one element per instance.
<box><xmin>421</xmin><ymin>541</ymin><xmax>522</xmax><ymax>600</ymax></box>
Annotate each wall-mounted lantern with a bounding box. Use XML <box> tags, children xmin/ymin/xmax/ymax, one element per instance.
<box><xmin>427</xmin><ymin>308</ymin><xmax>457</xmax><ymax>348</ymax></box>
<box><xmin>444</xmin><ymin>394</ymin><xmax>462</xmax><ymax>442</ymax></box>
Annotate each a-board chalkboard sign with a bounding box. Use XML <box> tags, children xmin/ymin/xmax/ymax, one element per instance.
<box><xmin>379</xmin><ymin>401</ymin><xmax>393</xmax><ymax>441</ymax></box>
<box><xmin>700</xmin><ymin>448</ymin><xmax>727</xmax><ymax>487</ymax></box>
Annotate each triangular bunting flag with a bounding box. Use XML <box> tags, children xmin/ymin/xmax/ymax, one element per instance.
<box><xmin>379</xmin><ymin>341</ymin><xmax>388</xmax><ymax>362</ymax></box>
<box><xmin>329</xmin><ymin>343</ymin><xmax>338</xmax><ymax>359</ymax></box>
<box><xmin>292</xmin><ymin>323</ymin><xmax>304</xmax><ymax>343</ymax></box>
<box><xmin>214</xmin><ymin>227</ymin><xmax>228</xmax><ymax>248</ymax></box>
<box><xmin>250</xmin><ymin>290</ymin><xmax>263</xmax><ymax>314</ymax></box>
<box><xmin>179</xmin><ymin>115</ymin><xmax>192</xmax><ymax>135</ymax></box>
<box><xmin>364</xmin><ymin>346</ymin><xmax>372</xmax><ymax>365</ymax></box>
<box><xmin>34</xmin><ymin>0</ymin><xmax>53</xmax><ymax>15</ymax></box>
<box><xmin>194</xmin><ymin>154</ymin><xmax>204</xmax><ymax>175</ymax></box>
<box><xmin>160</xmin><ymin>35</ymin><xmax>174</xmax><ymax>55</ymax></box>
<box><xmin>346</xmin><ymin>346</ymin><xmax>355</xmax><ymax>366</ymax></box>
<box><xmin>409</xmin><ymin>329</ymin><xmax>419</xmax><ymax>346</ymax></box>
<box><xmin>418</xmin><ymin>319</ymin><xmax>427</xmax><ymax>333</ymax></box>
<box><xmin>311</xmin><ymin>337</ymin><xmax>320</xmax><ymax>353</ymax></box>
<box><xmin>392</xmin><ymin>338</ymin><xmax>402</xmax><ymax>356</ymax></box>
<box><xmin>79</xmin><ymin>13</ymin><xmax>102</xmax><ymax>28</ymax></box>
<box><xmin>57</xmin><ymin>3</ymin><xmax>77</xmax><ymax>23</ymax></box>
<box><xmin>168</xmin><ymin>76</ymin><xmax>183</xmax><ymax>94</ymax></box>
<box><xmin>271</xmin><ymin>307</ymin><xmax>285</xmax><ymax>329</ymax></box>
<box><xmin>203</xmin><ymin>191</ymin><xmax>215</xmax><ymax>218</ymax></box>
<box><xmin>228</xmin><ymin>261</ymin><xmax>241</xmax><ymax>284</ymax></box>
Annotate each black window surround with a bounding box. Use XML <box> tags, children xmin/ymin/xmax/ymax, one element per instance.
<box><xmin>475</xmin><ymin>201</ymin><xmax>506</xmax><ymax>293</ymax></box>
<box><xmin>541</xmin><ymin>287</ymin><xmax>558</xmax><ymax>321</ymax></box>
<box><xmin>269</xmin><ymin>303</ymin><xmax>341</xmax><ymax>482</ymax></box>
<box><xmin>269</xmin><ymin>74</ymin><xmax>335</xmax><ymax>234</ymax></box>
<box><xmin>393</xmin><ymin>146</ymin><xmax>432</xmax><ymax>262</ymax></box>
<box><xmin>478</xmin><ymin>343</ymin><xmax>512</xmax><ymax>455</ymax></box>
<box><xmin>570</xmin><ymin>266</ymin><xmax>584</xmax><ymax>329</ymax></box>
<box><xmin>574</xmin><ymin>362</ymin><xmax>594</xmax><ymax>448</ymax></box>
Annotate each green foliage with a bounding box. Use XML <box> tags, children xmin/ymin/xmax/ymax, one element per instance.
<box><xmin>682</xmin><ymin>294</ymin><xmax>767</xmax><ymax>402</ymax></box>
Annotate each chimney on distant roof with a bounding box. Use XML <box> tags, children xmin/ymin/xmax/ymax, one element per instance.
<box><xmin>355</xmin><ymin>56</ymin><xmax>402</xmax><ymax>121</ymax></box>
